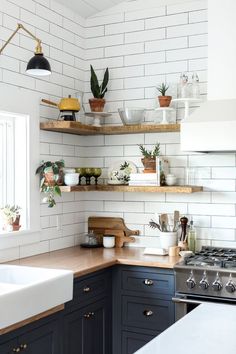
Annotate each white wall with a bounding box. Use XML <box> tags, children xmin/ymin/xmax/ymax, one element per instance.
<box><xmin>0</xmin><ymin>0</ymin><xmax>236</xmax><ymax>262</ymax></box>
<box><xmin>82</xmin><ymin>0</ymin><xmax>236</xmax><ymax>251</ymax></box>
<box><xmin>0</xmin><ymin>0</ymin><xmax>87</xmax><ymax>261</ymax></box>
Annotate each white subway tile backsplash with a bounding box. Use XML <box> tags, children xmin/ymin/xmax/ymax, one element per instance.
<box><xmin>125</xmin><ymin>28</ymin><xmax>165</xmax><ymax>44</ymax></box>
<box><xmin>125</xmin><ymin>6</ymin><xmax>165</xmax><ymax>22</ymax></box>
<box><xmin>167</xmin><ymin>22</ymin><xmax>208</xmax><ymax>38</ymax></box>
<box><xmin>105</xmin><ymin>43</ymin><xmax>144</xmax><ymax>58</ymax></box>
<box><xmin>2</xmin><ymin>0</ymin><xmax>236</xmax><ymax>259</ymax></box>
<box><xmin>145</xmin><ymin>37</ymin><xmax>188</xmax><ymax>53</ymax></box>
<box><xmin>105</xmin><ymin>20</ymin><xmax>144</xmax><ymax>35</ymax></box>
<box><xmin>146</xmin><ymin>13</ymin><xmax>188</xmax><ymax>29</ymax></box>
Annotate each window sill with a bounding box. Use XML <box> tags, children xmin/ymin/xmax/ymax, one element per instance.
<box><xmin>0</xmin><ymin>229</ymin><xmax>41</xmax><ymax>250</ymax></box>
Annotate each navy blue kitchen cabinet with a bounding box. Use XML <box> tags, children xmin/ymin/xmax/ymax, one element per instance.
<box><xmin>0</xmin><ymin>265</ymin><xmax>174</xmax><ymax>354</ymax></box>
<box><xmin>63</xmin><ymin>268</ymin><xmax>112</xmax><ymax>354</ymax></box>
<box><xmin>0</xmin><ymin>315</ymin><xmax>61</xmax><ymax>354</ymax></box>
<box><xmin>112</xmin><ymin>266</ymin><xmax>175</xmax><ymax>354</ymax></box>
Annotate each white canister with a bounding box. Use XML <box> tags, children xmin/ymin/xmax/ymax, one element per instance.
<box><xmin>103</xmin><ymin>235</ymin><xmax>115</xmax><ymax>248</ymax></box>
<box><xmin>64</xmin><ymin>173</ymin><xmax>79</xmax><ymax>186</ymax></box>
<box><xmin>166</xmin><ymin>174</ymin><xmax>177</xmax><ymax>186</ymax></box>
<box><xmin>159</xmin><ymin>231</ymin><xmax>177</xmax><ymax>250</ymax></box>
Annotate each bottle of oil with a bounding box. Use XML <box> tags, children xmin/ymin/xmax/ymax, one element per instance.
<box><xmin>188</xmin><ymin>219</ymin><xmax>196</xmax><ymax>253</ymax></box>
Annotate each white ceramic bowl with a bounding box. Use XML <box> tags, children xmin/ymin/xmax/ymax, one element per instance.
<box><xmin>118</xmin><ymin>108</ymin><xmax>145</xmax><ymax>125</ymax></box>
<box><xmin>166</xmin><ymin>174</ymin><xmax>177</xmax><ymax>186</ymax></box>
<box><xmin>64</xmin><ymin>173</ymin><xmax>79</xmax><ymax>186</ymax></box>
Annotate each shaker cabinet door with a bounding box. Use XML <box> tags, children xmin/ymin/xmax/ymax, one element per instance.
<box><xmin>64</xmin><ymin>298</ymin><xmax>111</xmax><ymax>354</ymax></box>
<box><xmin>18</xmin><ymin>320</ymin><xmax>60</xmax><ymax>354</ymax></box>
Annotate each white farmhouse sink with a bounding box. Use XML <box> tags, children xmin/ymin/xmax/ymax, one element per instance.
<box><xmin>0</xmin><ymin>264</ymin><xmax>73</xmax><ymax>329</ymax></box>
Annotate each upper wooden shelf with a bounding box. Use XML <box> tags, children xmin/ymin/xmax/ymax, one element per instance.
<box><xmin>60</xmin><ymin>185</ymin><xmax>203</xmax><ymax>194</ymax></box>
<box><xmin>40</xmin><ymin>121</ymin><xmax>180</xmax><ymax>136</ymax></box>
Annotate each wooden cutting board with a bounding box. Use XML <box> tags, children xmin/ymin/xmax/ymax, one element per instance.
<box><xmin>88</xmin><ymin>217</ymin><xmax>139</xmax><ymax>247</ymax></box>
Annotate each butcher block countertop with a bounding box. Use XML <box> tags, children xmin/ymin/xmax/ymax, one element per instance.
<box><xmin>9</xmin><ymin>246</ymin><xmax>180</xmax><ymax>277</ymax></box>
<box><xmin>1</xmin><ymin>247</ymin><xmax>179</xmax><ymax>335</ymax></box>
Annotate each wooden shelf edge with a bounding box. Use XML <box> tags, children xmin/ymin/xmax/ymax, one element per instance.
<box><xmin>60</xmin><ymin>185</ymin><xmax>203</xmax><ymax>193</ymax></box>
<box><xmin>40</xmin><ymin>121</ymin><xmax>180</xmax><ymax>136</ymax></box>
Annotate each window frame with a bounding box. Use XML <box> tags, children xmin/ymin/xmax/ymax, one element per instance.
<box><xmin>0</xmin><ymin>84</ymin><xmax>40</xmax><ymax>249</ymax></box>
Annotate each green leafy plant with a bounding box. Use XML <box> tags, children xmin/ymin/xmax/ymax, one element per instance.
<box><xmin>36</xmin><ymin>160</ymin><xmax>65</xmax><ymax>208</ymax></box>
<box><xmin>90</xmin><ymin>65</ymin><xmax>109</xmax><ymax>99</ymax></box>
<box><xmin>157</xmin><ymin>83</ymin><xmax>169</xmax><ymax>96</ymax></box>
<box><xmin>0</xmin><ymin>205</ymin><xmax>21</xmax><ymax>224</ymax></box>
<box><xmin>138</xmin><ymin>143</ymin><xmax>161</xmax><ymax>158</ymax></box>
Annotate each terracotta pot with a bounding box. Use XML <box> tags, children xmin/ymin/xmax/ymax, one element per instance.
<box><xmin>13</xmin><ymin>215</ymin><xmax>21</xmax><ymax>231</ymax></box>
<box><xmin>44</xmin><ymin>170</ymin><xmax>64</xmax><ymax>186</ymax></box>
<box><xmin>141</xmin><ymin>157</ymin><xmax>156</xmax><ymax>173</ymax></box>
<box><xmin>89</xmin><ymin>98</ymin><xmax>106</xmax><ymax>112</ymax></box>
<box><xmin>158</xmin><ymin>95</ymin><xmax>172</xmax><ymax>107</ymax></box>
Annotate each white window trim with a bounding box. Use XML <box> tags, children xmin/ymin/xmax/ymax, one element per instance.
<box><xmin>0</xmin><ymin>83</ymin><xmax>41</xmax><ymax>249</ymax></box>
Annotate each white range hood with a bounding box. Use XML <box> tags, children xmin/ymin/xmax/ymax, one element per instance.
<box><xmin>181</xmin><ymin>0</ymin><xmax>236</xmax><ymax>152</ymax></box>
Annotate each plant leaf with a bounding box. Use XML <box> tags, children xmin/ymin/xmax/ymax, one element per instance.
<box><xmin>90</xmin><ymin>65</ymin><xmax>100</xmax><ymax>98</ymax></box>
<box><xmin>54</xmin><ymin>185</ymin><xmax>61</xmax><ymax>196</ymax></box>
<box><xmin>100</xmin><ymin>68</ymin><xmax>109</xmax><ymax>95</ymax></box>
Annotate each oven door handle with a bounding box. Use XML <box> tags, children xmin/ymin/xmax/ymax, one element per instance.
<box><xmin>172</xmin><ymin>297</ymin><xmax>207</xmax><ymax>305</ymax></box>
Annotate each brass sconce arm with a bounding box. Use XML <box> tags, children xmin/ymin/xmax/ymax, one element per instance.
<box><xmin>0</xmin><ymin>23</ymin><xmax>43</xmax><ymax>55</ymax></box>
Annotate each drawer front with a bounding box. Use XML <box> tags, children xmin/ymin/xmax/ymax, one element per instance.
<box><xmin>122</xmin><ymin>269</ymin><xmax>174</xmax><ymax>296</ymax></box>
<box><xmin>122</xmin><ymin>295</ymin><xmax>174</xmax><ymax>332</ymax></box>
<box><xmin>67</xmin><ymin>271</ymin><xmax>111</xmax><ymax>309</ymax></box>
<box><xmin>122</xmin><ymin>331</ymin><xmax>155</xmax><ymax>354</ymax></box>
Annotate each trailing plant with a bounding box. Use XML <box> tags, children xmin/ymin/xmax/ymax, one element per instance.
<box><xmin>138</xmin><ymin>143</ymin><xmax>161</xmax><ymax>159</ymax></box>
<box><xmin>90</xmin><ymin>65</ymin><xmax>109</xmax><ymax>99</ymax></box>
<box><xmin>36</xmin><ymin>160</ymin><xmax>65</xmax><ymax>208</ymax></box>
<box><xmin>157</xmin><ymin>83</ymin><xmax>169</xmax><ymax>96</ymax></box>
<box><xmin>0</xmin><ymin>205</ymin><xmax>21</xmax><ymax>224</ymax></box>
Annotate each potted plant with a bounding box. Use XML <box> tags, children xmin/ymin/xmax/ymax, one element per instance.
<box><xmin>157</xmin><ymin>83</ymin><xmax>172</xmax><ymax>107</ymax></box>
<box><xmin>138</xmin><ymin>143</ymin><xmax>160</xmax><ymax>173</ymax></box>
<box><xmin>89</xmin><ymin>65</ymin><xmax>109</xmax><ymax>112</ymax></box>
<box><xmin>36</xmin><ymin>160</ymin><xmax>65</xmax><ymax>208</ymax></box>
<box><xmin>0</xmin><ymin>205</ymin><xmax>21</xmax><ymax>232</ymax></box>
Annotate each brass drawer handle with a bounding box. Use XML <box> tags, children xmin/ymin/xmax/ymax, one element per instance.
<box><xmin>84</xmin><ymin>311</ymin><xmax>95</xmax><ymax>319</ymax></box>
<box><xmin>20</xmin><ymin>344</ymin><xmax>27</xmax><ymax>350</ymax></box>
<box><xmin>143</xmin><ymin>279</ymin><xmax>154</xmax><ymax>286</ymax></box>
<box><xmin>13</xmin><ymin>348</ymin><xmax>21</xmax><ymax>353</ymax></box>
<box><xmin>83</xmin><ymin>286</ymin><xmax>91</xmax><ymax>293</ymax></box>
<box><xmin>143</xmin><ymin>309</ymin><xmax>153</xmax><ymax>317</ymax></box>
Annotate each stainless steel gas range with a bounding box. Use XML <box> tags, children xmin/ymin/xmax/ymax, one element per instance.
<box><xmin>173</xmin><ymin>247</ymin><xmax>236</xmax><ymax>320</ymax></box>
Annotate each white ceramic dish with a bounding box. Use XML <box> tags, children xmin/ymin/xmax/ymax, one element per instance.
<box><xmin>0</xmin><ymin>264</ymin><xmax>73</xmax><ymax>329</ymax></box>
<box><xmin>108</xmin><ymin>160</ymin><xmax>137</xmax><ymax>185</ymax></box>
<box><xmin>179</xmin><ymin>250</ymin><xmax>193</xmax><ymax>258</ymax></box>
<box><xmin>118</xmin><ymin>108</ymin><xmax>146</xmax><ymax>125</ymax></box>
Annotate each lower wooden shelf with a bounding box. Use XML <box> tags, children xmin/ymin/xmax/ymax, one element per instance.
<box><xmin>60</xmin><ymin>185</ymin><xmax>203</xmax><ymax>193</ymax></box>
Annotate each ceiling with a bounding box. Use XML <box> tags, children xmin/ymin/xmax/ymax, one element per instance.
<box><xmin>56</xmin><ymin>0</ymin><xmax>126</xmax><ymax>18</ymax></box>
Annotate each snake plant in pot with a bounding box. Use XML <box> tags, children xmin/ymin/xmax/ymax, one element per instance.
<box><xmin>89</xmin><ymin>65</ymin><xmax>109</xmax><ymax>112</ymax></box>
<box><xmin>36</xmin><ymin>160</ymin><xmax>65</xmax><ymax>208</ymax></box>
<box><xmin>157</xmin><ymin>83</ymin><xmax>172</xmax><ymax>107</ymax></box>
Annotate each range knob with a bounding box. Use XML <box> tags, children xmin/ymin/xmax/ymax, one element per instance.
<box><xmin>199</xmin><ymin>271</ymin><xmax>209</xmax><ymax>290</ymax></box>
<box><xmin>226</xmin><ymin>274</ymin><xmax>236</xmax><ymax>293</ymax></box>
<box><xmin>186</xmin><ymin>271</ymin><xmax>196</xmax><ymax>289</ymax></box>
<box><xmin>212</xmin><ymin>272</ymin><xmax>222</xmax><ymax>292</ymax></box>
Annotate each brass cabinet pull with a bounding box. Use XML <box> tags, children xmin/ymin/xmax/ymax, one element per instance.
<box><xmin>143</xmin><ymin>309</ymin><xmax>154</xmax><ymax>317</ymax></box>
<box><xmin>83</xmin><ymin>311</ymin><xmax>95</xmax><ymax>319</ymax></box>
<box><xmin>20</xmin><ymin>344</ymin><xmax>27</xmax><ymax>350</ymax></box>
<box><xmin>83</xmin><ymin>286</ymin><xmax>91</xmax><ymax>293</ymax></box>
<box><xmin>13</xmin><ymin>348</ymin><xmax>21</xmax><ymax>353</ymax></box>
<box><xmin>143</xmin><ymin>279</ymin><xmax>154</xmax><ymax>286</ymax></box>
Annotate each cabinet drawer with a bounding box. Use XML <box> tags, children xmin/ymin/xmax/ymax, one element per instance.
<box><xmin>122</xmin><ymin>331</ymin><xmax>155</xmax><ymax>354</ymax></box>
<box><xmin>67</xmin><ymin>271</ymin><xmax>111</xmax><ymax>309</ymax></box>
<box><xmin>122</xmin><ymin>269</ymin><xmax>174</xmax><ymax>296</ymax></box>
<box><xmin>122</xmin><ymin>295</ymin><xmax>174</xmax><ymax>332</ymax></box>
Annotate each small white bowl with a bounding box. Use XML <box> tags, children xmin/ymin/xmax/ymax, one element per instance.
<box><xmin>64</xmin><ymin>173</ymin><xmax>79</xmax><ymax>186</ymax></box>
<box><xmin>166</xmin><ymin>174</ymin><xmax>177</xmax><ymax>186</ymax></box>
<box><xmin>179</xmin><ymin>251</ymin><xmax>193</xmax><ymax>258</ymax></box>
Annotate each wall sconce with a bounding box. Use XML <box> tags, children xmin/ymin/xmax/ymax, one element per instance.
<box><xmin>0</xmin><ymin>23</ymin><xmax>51</xmax><ymax>76</ymax></box>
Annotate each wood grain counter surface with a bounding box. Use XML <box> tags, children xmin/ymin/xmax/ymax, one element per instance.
<box><xmin>3</xmin><ymin>247</ymin><xmax>179</xmax><ymax>335</ymax></box>
<box><xmin>8</xmin><ymin>246</ymin><xmax>180</xmax><ymax>277</ymax></box>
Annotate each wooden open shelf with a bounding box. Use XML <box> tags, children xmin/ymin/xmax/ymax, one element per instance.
<box><xmin>60</xmin><ymin>185</ymin><xmax>203</xmax><ymax>193</ymax></box>
<box><xmin>40</xmin><ymin>121</ymin><xmax>180</xmax><ymax>136</ymax></box>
